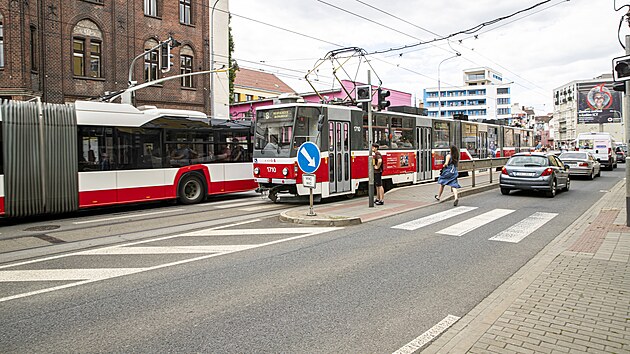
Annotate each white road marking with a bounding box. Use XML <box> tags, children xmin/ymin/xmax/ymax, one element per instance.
<box><xmin>437</xmin><ymin>209</ymin><xmax>515</xmax><ymax>236</ymax></box>
<box><xmin>180</xmin><ymin>228</ymin><xmax>336</xmax><ymax>236</ymax></box>
<box><xmin>80</xmin><ymin>245</ymin><xmax>256</xmax><ymax>255</ymax></box>
<box><xmin>214</xmin><ymin>200</ymin><xmax>264</xmax><ymax>208</ymax></box>
<box><xmin>393</xmin><ymin>314</ymin><xmax>460</xmax><ymax>354</ymax></box>
<box><xmin>391</xmin><ymin>207</ymin><xmax>477</xmax><ymax>231</ymax></box>
<box><xmin>0</xmin><ymin>268</ymin><xmax>144</xmax><ymax>282</ymax></box>
<box><xmin>0</xmin><ymin>223</ymin><xmax>341</xmax><ymax>303</ymax></box>
<box><xmin>488</xmin><ymin>212</ymin><xmax>557</xmax><ymax>243</ymax></box>
<box><xmin>0</xmin><ymin>219</ymin><xmax>261</xmax><ymax>270</ymax></box>
<box><xmin>73</xmin><ymin>209</ymin><xmax>185</xmax><ymax>225</ymax></box>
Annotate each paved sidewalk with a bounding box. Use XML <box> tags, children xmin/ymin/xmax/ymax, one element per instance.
<box><xmin>422</xmin><ymin>178</ymin><xmax>630</xmax><ymax>353</ymax></box>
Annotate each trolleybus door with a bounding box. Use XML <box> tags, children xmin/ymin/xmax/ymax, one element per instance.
<box><xmin>328</xmin><ymin>121</ymin><xmax>351</xmax><ymax>194</ymax></box>
<box><xmin>416</xmin><ymin>127</ymin><xmax>432</xmax><ymax>181</ymax></box>
<box><xmin>479</xmin><ymin>131</ymin><xmax>488</xmax><ymax>159</ymax></box>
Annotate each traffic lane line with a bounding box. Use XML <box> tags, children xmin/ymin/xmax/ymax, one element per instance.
<box><xmin>393</xmin><ymin>315</ymin><xmax>460</xmax><ymax>354</ymax></box>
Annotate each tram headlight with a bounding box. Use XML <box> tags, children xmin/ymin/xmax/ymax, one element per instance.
<box><xmin>282</xmin><ymin>167</ymin><xmax>289</xmax><ymax>176</ymax></box>
<box><xmin>254</xmin><ymin>167</ymin><xmax>260</xmax><ymax>175</ymax></box>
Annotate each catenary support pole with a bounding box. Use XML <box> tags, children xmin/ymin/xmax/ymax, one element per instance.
<box><xmin>625</xmin><ymin>35</ymin><xmax>630</xmax><ymax>226</ymax></box>
<box><xmin>368</xmin><ymin>70</ymin><xmax>374</xmax><ymax>208</ymax></box>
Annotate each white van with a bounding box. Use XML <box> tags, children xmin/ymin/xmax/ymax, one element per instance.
<box><xmin>575</xmin><ymin>132</ymin><xmax>617</xmax><ymax>170</ymax></box>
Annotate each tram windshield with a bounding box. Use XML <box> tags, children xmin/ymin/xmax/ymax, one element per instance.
<box><xmin>254</xmin><ymin>106</ymin><xmax>321</xmax><ymax>158</ymax></box>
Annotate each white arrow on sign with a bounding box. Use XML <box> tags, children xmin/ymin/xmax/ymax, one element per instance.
<box><xmin>300</xmin><ymin>147</ymin><xmax>316</xmax><ymax>167</ymax></box>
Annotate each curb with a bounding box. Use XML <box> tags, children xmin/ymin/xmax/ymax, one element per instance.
<box><xmin>279</xmin><ymin>210</ymin><xmax>362</xmax><ymax>226</ymax></box>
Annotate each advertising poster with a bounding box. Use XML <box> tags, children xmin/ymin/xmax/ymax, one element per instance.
<box><xmin>577</xmin><ymin>83</ymin><xmax>622</xmax><ymax>124</ymax></box>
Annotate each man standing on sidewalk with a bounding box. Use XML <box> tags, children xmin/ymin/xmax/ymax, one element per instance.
<box><xmin>372</xmin><ymin>143</ymin><xmax>384</xmax><ymax>205</ymax></box>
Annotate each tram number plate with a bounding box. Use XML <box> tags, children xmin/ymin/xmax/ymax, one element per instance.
<box><xmin>302</xmin><ymin>174</ymin><xmax>316</xmax><ymax>189</ymax></box>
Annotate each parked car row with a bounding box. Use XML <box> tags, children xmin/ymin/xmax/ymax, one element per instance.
<box><xmin>499</xmin><ymin>150</ymin><xmax>608</xmax><ymax>198</ymax></box>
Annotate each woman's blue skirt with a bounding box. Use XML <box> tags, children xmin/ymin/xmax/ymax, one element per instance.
<box><xmin>437</xmin><ymin>165</ymin><xmax>461</xmax><ymax>188</ymax></box>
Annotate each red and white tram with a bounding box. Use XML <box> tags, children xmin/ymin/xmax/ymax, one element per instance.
<box><xmin>0</xmin><ymin>100</ymin><xmax>257</xmax><ymax>217</ymax></box>
<box><xmin>252</xmin><ymin>102</ymin><xmax>533</xmax><ymax>202</ymax></box>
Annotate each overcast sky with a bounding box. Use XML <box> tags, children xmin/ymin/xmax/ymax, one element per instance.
<box><xmin>229</xmin><ymin>0</ymin><xmax>627</xmax><ymax>115</ymax></box>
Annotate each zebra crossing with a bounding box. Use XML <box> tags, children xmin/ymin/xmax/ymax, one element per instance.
<box><xmin>392</xmin><ymin>207</ymin><xmax>557</xmax><ymax>243</ymax></box>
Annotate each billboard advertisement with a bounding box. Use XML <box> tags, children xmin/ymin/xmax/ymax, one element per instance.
<box><xmin>577</xmin><ymin>83</ymin><xmax>622</xmax><ymax>124</ymax></box>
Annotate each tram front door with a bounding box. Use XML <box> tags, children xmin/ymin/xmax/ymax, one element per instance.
<box><xmin>416</xmin><ymin>126</ymin><xmax>432</xmax><ymax>181</ymax></box>
<box><xmin>328</xmin><ymin>121</ymin><xmax>351</xmax><ymax>194</ymax></box>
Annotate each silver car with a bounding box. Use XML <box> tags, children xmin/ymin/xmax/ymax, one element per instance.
<box><xmin>559</xmin><ymin>151</ymin><xmax>601</xmax><ymax>180</ymax></box>
<box><xmin>500</xmin><ymin>152</ymin><xmax>570</xmax><ymax>198</ymax></box>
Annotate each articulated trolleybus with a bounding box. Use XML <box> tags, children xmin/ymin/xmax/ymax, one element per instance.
<box><xmin>253</xmin><ymin>102</ymin><xmax>533</xmax><ymax>202</ymax></box>
<box><xmin>0</xmin><ymin>100</ymin><xmax>257</xmax><ymax>218</ymax></box>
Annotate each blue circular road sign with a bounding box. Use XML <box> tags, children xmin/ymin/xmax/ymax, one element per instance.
<box><xmin>297</xmin><ymin>142</ymin><xmax>321</xmax><ymax>174</ymax></box>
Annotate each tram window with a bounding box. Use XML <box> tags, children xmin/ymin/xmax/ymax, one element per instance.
<box><xmin>488</xmin><ymin>127</ymin><xmax>498</xmax><ymax>157</ymax></box>
<box><xmin>293</xmin><ymin>107</ymin><xmax>320</xmax><ymax>148</ymax></box>
<box><xmin>77</xmin><ymin>126</ymin><xmax>115</xmax><ymax>172</ymax></box>
<box><xmin>433</xmin><ymin>122</ymin><xmax>450</xmax><ymax>148</ymax></box>
<box><xmin>504</xmin><ymin>128</ymin><xmax>514</xmax><ymax>146</ymax></box>
<box><xmin>391</xmin><ymin>117</ymin><xmax>413</xmax><ymax>149</ymax></box>
<box><xmin>462</xmin><ymin>123</ymin><xmax>478</xmax><ymax>157</ymax></box>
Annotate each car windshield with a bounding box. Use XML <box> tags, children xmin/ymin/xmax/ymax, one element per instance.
<box><xmin>560</xmin><ymin>152</ymin><xmax>587</xmax><ymax>160</ymax></box>
<box><xmin>507</xmin><ymin>155</ymin><xmax>548</xmax><ymax>167</ymax></box>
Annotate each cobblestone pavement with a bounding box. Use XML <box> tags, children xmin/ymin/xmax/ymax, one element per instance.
<box><xmin>423</xmin><ymin>179</ymin><xmax>630</xmax><ymax>353</ymax></box>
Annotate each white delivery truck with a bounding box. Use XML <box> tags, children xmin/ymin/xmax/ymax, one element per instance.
<box><xmin>575</xmin><ymin>132</ymin><xmax>618</xmax><ymax>170</ymax></box>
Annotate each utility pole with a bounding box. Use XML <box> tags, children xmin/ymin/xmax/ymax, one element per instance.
<box><xmin>625</xmin><ymin>35</ymin><xmax>630</xmax><ymax>226</ymax></box>
<box><xmin>367</xmin><ymin>70</ymin><xmax>374</xmax><ymax>208</ymax></box>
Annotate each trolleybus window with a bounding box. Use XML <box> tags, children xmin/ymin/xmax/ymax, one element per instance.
<box><xmin>78</xmin><ymin>126</ymin><xmax>115</xmax><ymax>171</ymax></box>
<box><xmin>433</xmin><ymin>121</ymin><xmax>450</xmax><ymax>148</ymax></box>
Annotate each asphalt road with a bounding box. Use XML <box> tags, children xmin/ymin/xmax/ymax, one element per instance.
<box><xmin>0</xmin><ymin>165</ymin><xmax>624</xmax><ymax>353</ymax></box>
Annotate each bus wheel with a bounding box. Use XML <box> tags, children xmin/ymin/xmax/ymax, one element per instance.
<box><xmin>178</xmin><ymin>174</ymin><xmax>205</xmax><ymax>204</ymax></box>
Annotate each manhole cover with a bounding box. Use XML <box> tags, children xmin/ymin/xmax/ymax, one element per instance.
<box><xmin>24</xmin><ymin>225</ymin><xmax>61</xmax><ymax>232</ymax></box>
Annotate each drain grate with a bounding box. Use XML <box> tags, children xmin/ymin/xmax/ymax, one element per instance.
<box><xmin>24</xmin><ymin>225</ymin><xmax>61</xmax><ymax>232</ymax></box>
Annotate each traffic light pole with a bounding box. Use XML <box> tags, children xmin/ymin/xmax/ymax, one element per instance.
<box><xmin>367</xmin><ymin>70</ymin><xmax>374</xmax><ymax>208</ymax></box>
<box><xmin>625</xmin><ymin>35</ymin><xmax>630</xmax><ymax>226</ymax></box>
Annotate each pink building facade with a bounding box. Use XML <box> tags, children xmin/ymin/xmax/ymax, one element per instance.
<box><xmin>230</xmin><ymin>80</ymin><xmax>412</xmax><ymax>119</ymax></box>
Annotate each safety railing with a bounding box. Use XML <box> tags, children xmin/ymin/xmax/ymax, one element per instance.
<box><xmin>457</xmin><ymin>157</ymin><xmax>510</xmax><ymax>187</ymax></box>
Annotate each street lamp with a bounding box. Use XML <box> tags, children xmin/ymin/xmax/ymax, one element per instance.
<box><xmin>437</xmin><ymin>53</ymin><xmax>460</xmax><ymax>118</ymax></box>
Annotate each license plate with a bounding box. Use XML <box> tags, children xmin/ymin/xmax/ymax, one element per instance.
<box><xmin>514</xmin><ymin>172</ymin><xmax>535</xmax><ymax>177</ymax></box>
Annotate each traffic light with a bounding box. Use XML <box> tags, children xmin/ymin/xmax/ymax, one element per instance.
<box><xmin>356</xmin><ymin>85</ymin><xmax>371</xmax><ymax>102</ymax></box>
<box><xmin>613</xmin><ymin>55</ymin><xmax>630</xmax><ymax>82</ymax></box>
<box><xmin>160</xmin><ymin>41</ymin><xmax>173</xmax><ymax>73</ymax></box>
<box><xmin>378</xmin><ymin>88</ymin><xmax>391</xmax><ymax>110</ymax></box>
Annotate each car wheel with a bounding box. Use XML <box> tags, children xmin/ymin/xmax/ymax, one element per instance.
<box><xmin>178</xmin><ymin>174</ymin><xmax>206</xmax><ymax>205</ymax></box>
<box><xmin>564</xmin><ymin>177</ymin><xmax>570</xmax><ymax>191</ymax></box>
<box><xmin>501</xmin><ymin>188</ymin><xmax>510</xmax><ymax>195</ymax></box>
<box><xmin>546</xmin><ymin>179</ymin><xmax>556</xmax><ymax>198</ymax></box>
<box><xmin>589</xmin><ymin>169</ymin><xmax>594</xmax><ymax>180</ymax></box>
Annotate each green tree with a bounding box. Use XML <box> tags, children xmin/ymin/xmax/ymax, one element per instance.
<box><xmin>228</xmin><ymin>15</ymin><xmax>239</xmax><ymax>104</ymax></box>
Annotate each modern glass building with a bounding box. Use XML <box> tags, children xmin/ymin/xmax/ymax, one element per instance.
<box><xmin>423</xmin><ymin>67</ymin><xmax>512</xmax><ymax>121</ymax></box>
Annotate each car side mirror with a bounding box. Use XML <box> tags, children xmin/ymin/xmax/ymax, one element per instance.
<box><xmin>596</xmin><ymin>158</ymin><xmax>601</xmax><ymax>162</ymax></box>
<box><xmin>564</xmin><ymin>165</ymin><xmax>569</xmax><ymax>171</ymax></box>
<box><xmin>595</xmin><ymin>150</ymin><xmax>599</xmax><ymax>154</ymax></box>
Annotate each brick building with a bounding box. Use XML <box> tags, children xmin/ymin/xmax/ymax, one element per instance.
<box><xmin>0</xmin><ymin>0</ymin><xmax>230</xmax><ymax>115</ymax></box>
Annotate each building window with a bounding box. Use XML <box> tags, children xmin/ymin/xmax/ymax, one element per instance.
<box><xmin>246</xmin><ymin>94</ymin><xmax>253</xmax><ymax>101</ymax></box>
<box><xmin>233</xmin><ymin>93</ymin><xmax>240</xmax><ymax>102</ymax></box>
<box><xmin>180</xmin><ymin>0</ymin><xmax>192</xmax><ymax>24</ymax></box>
<box><xmin>145</xmin><ymin>0</ymin><xmax>158</xmax><ymax>16</ymax></box>
<box><xmin>73</xmin><ymin>38</ymin><xmax>85</xmax><ymax>76</ymax></box>
<box><xmin>72</xmin><ymin>20</ymin><xmax>103</xmax><ymax>78</ymax></box>
<box><xmin>180</xmin><ymin>45</ymin><xmax>194</xmax><ymax>88</ymax></box>
<box><xmin>0</xmin><ymin>14</ymin><xmax>5</xmax><ymax>68</ymax></box>
<box><xmin>144</xmin><ymin>39</ymin><xmax>159</xmax><ymax>82</ymax></box>
<box><xmin>30</xmin><ymin>26</ymin><xmax>38</xmax><ymax>72</ymax></box>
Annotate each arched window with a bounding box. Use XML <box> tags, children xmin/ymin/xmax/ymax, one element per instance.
<box><xmin>180</xmin><ymin>45</ymin><xmax>194</xmax><ymax>88</ymax></box>
<box><xmin>72</xmin><ymin>20</ymin><xmax>102</xmax><ymax>78</ymax></box>
<box><xmin>0</xmin><ymin>14</ymin><xmax>4</xmax><ymax>68</ymax></box>
<box><xmin>144</xmin><ymin>39</ymin><xmax>159</xmax><ymax>82</ymax></box>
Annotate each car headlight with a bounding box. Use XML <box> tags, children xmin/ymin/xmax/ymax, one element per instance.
<box><xmin>282</xmin><ymin>167</ymin><xmax>289</xmax><ymax>176</ymax></box>
<box><xmin>254</xmin><ymin>167</ymin><xmax>260</xmax><ymax>175</ymax></box>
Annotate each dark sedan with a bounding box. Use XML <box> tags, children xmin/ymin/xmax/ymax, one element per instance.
<box><xmin>500</xmin><ymin>152</ymin><xmax>570</xmax><ymax>198</ymax></box>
